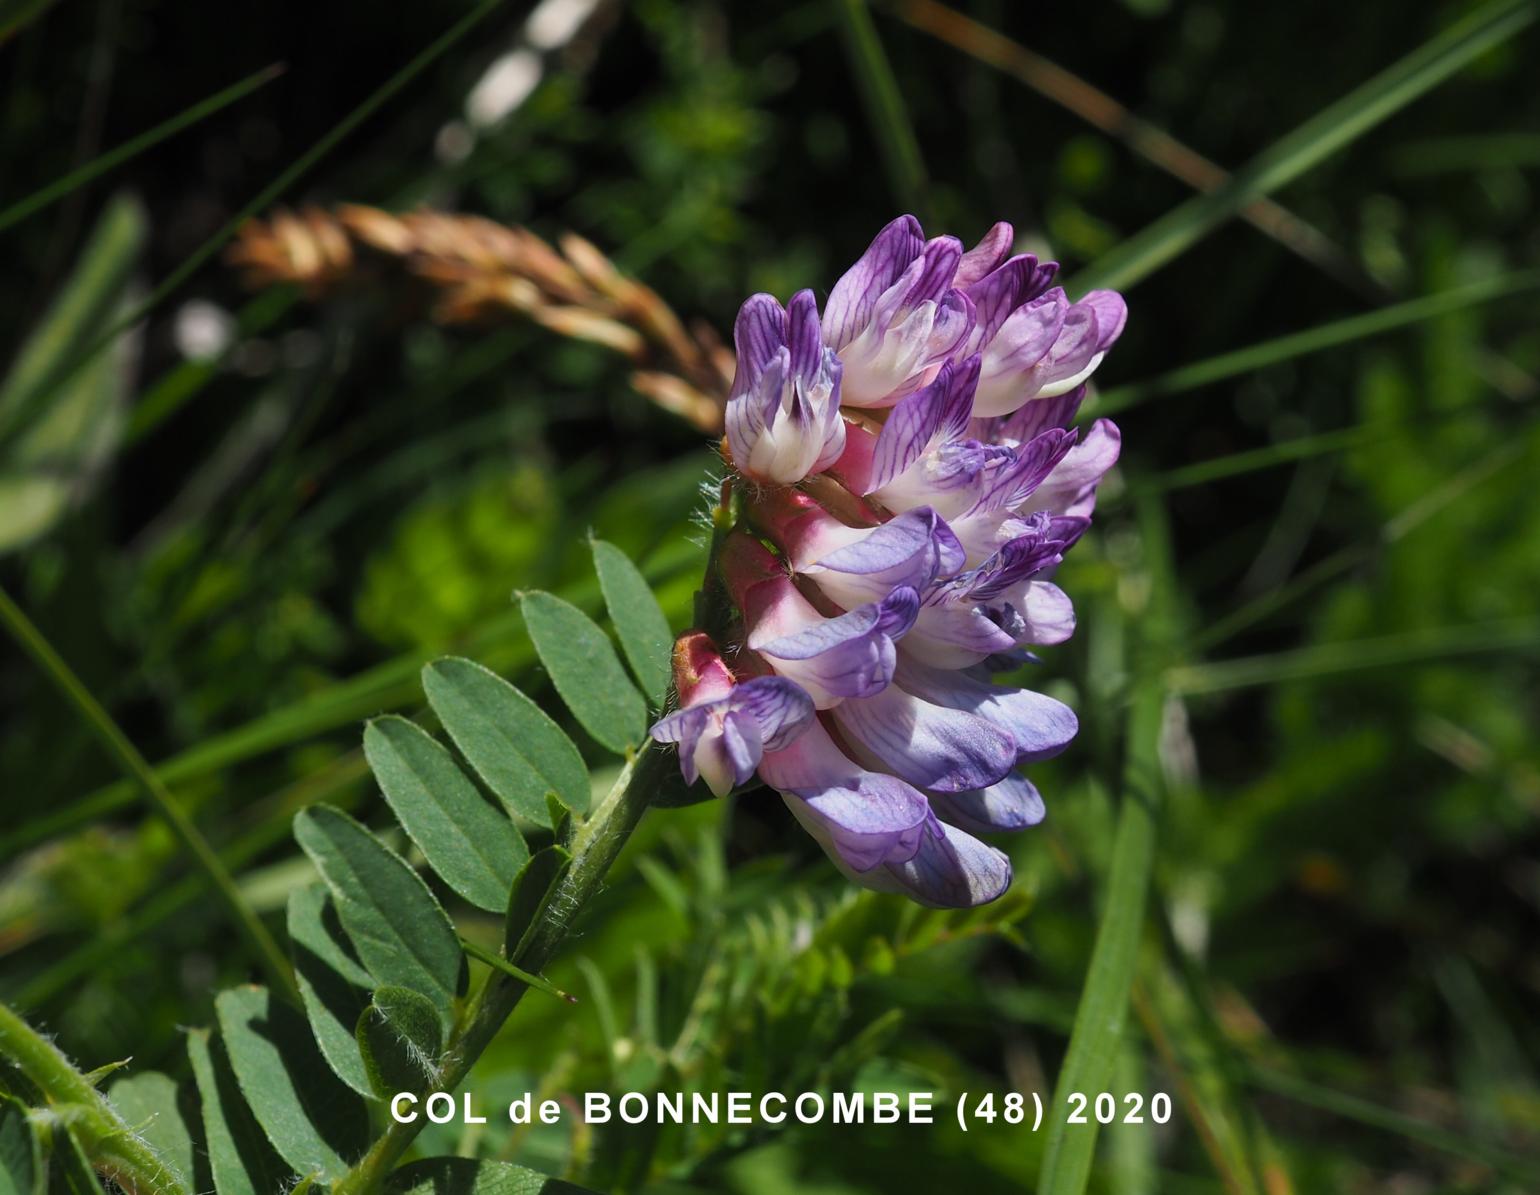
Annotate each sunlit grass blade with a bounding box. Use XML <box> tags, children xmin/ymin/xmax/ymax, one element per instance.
<box><xmin>1169</xmin><ymin>619</ymin><xmax>1540</xmax><ymax>696</ymax></box>
<box><xmin>1072</xmin><ymin>0</ymin><xmax>1539</xmax><ymax>292</ymax></box>
<box><xmin>1095</xmin><ymin>270</ymin><xmax>1540</xmax><ymax>415</ymax></box>
<box><xmin>833</xmin><ymin>0</ymin><xmax>929</xmax><ymax>217</ymax></box>
<box><xmin>0</xmin><ymin>64</ymin><xmax>284</xmax><ymax>235</ymax></box>
<box><xmin>1136</xmin><ymin>425</ymin><xmax>1389</xmax><ymax>495</ymax></box>
<box><xmin>1039</xmin><ymin>498</ymin><xmax>1178</xmax><ymax>1195</ymax></box>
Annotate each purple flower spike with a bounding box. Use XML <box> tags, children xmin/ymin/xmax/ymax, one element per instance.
<box><xmin>871</xmin><ymin>813</ymin><xmax>1013</xmax><ymax>908</ymax></box>
<box><xmin>726</xmin><ymin>289</ymin><xmax>846</xmax><ymax>484</ymax></box>
<box><xmin>929</xmin><ymin>773</ymin><xmax>1047</xmax><ymax>835</ymax></box>
<box><xmin>650</xmin><ymin>667</ymin><xmax>815</xmax><ymax>798</ymax></box>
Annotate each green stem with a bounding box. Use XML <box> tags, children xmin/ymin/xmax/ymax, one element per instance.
<box><xmin>0</xmin><ymin>1001</ymin><xmax>190</xmax><ymax>1195</ymax></box>
<box><xmin>331</xmin><ymin>741</ymin><xmax>668</xmax><ymax>1195</ymax></box>
<box><xmin>0</xmin><ymin>583</ymin><xmax>297</xmax><ymax>1002</ymax></box>
<box><xmin>832</xmin><ymin>0</ymin><xmax>929</xmax><ymax>218</ymax></box>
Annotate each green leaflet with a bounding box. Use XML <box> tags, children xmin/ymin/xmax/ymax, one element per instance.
<box><xmin>384</xmin><ymin>1157</ymin><xmax>598</xmax><ymax>1194</ymax></box>
<box><xmin>40</xmin><ymin>1118</ymin><xmax>96</xmax><ymax>1195</ymax></box>
<box><xmin>519</xmin><ymin>591</ymin><xmax>646</xmax><ymax>754</ymax></box>
<box><xmin>186</xmin><ymin>1028</ymin><xmax>288</xmax><ymax>1195</ymax></box>
<box><xmin>286</xmin><ymin>885</ymin><xmax>373</xmax><ymax>1097</ymax></box>
<box><xmin>356</xmin><ymin>986</ymin><xmax>444</xmax><ymax>1099</ymax></box>
<box><xmin>590</xmin><ymin>539</ymin><xmax>673</xmax><ymax>707</ymax></box>
<box><xmin>364</xmin><ymin>715</ymin><xmax>528</xmax><ymax>911</ymax></box>
<box><xmin>293</xmin><ymin>806</ymin><xmax>463</xmax><ymax>1024</ymax></box>
<box><xmin>0</xmin><ymin>195</ymin><xmax>143</xmax><ymax>555</ymax></box>
<box><xmin>423</xmin><ymin>657</ymin><xmax>590</xmax><ymax>823</ymax></box>
<box><xmin>0</xmin><ymin>1095</ymin><xmax>40</xmax><ymax>1195</ymax></box>
<box><xmin>105</xmin><ymin>1072</ymin><xmax>198</xmax><ymax>1194</ymax></box>
<box><xmin>213</xmin><ymin>986</ymin><xmax>369</xmax><ymax>1185</ymax></box>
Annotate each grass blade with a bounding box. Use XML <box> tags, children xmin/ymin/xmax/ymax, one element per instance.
<box><xmin>1073</xmin><ymin>0</ymin><xmax>1539</xmax><ymax>292</ymax></box>
<box><xmin>832</xmin><ymin>0</ymin><xmax>929</xmax><ymax>217</ymax></box>
<box><xmin>0</xmin><ymin>582</ymin><xmax>296</xmax><ymax>1001</ymax></box>
<box><xmin>1169</xmin><ymin>619</ymin><xmax>1540</xmax><ymax>696</ymax></box>
<box><xmin>0</xmin><ymin>64</ymin><xmax>284</xmax><ymax>235</ymax></box>
<box><xmin>1096</xmin><ymin>270</ymin><xmax>1540</xmax><ymax>415</ymax></box>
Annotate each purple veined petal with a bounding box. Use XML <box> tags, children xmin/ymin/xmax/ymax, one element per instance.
<box><xmin>781</xmin><ymin>775</ymin><xmax>930</xmax><ymax>872</ymax></box>
<box><xmin>1019</xmin><ymin>418</ymin><xmax>1121</xmax><ymax>520</ymax></box>
<box><xmin>1031</xmin><ymin>302</ymin><xmax>1104</xmax><ymax>398</ymax></box>
<box><xmin>823</xmin><ymin>215</ymin><xmax>926</xmax><ymax>350</ymax></box>
<box><xmin>979</xmin><ymin>386</ymin><xmax>1088</xmax><ymax>445</ymax></box>
<box><xmin>799</xmin><ymin>509</ymin><xmax>966</xmax><ymax>609</ymax></box>
<box><xmin>752</xmin><ymin>588</ymin><xmax>918</xmax><ymax>704</ymax></box>
<box><xmin>929</xmin><ymin>288</ymin><xmax>975</xmax><ymax>360</ymax></box>
<box><xmin>754</xmin><ymin>586</ymin><xmax>918</xmax><ymax>660</ymax></box>
<box><xmin>1080</xmin><ymin>289</ymin><xmax>1128</xmax><ymax>350</ymax></box>
<box><xmin>894</xmin><ymin>656</ymin><xmax>1078</xmax><ymax>762</ymax></box>
<box><xmin>1018</xmin><ymin>581</ymin><xmax>1075</xmax><ymax>645</ymax></box>
<box><xmin>731</xmin><ymin>294</ymin><xmax>788</xmax><ymax>388</ymax></box>
<box><xmin>648</xmin><ymin>705</ymin><xmax>710</xmax><ymax>784</ymax></box>
<box><xmin>929</xmin><ymin>772</ymin><xmax>1047</xmax><ymax>835</ymax></box>
<box><xmin>698</xmin><ymin>708</ymin><xmax>763</xmax><ymax>795</ymax></box>
<box><xmin>970</xmin><ymin>427</ymin><xmax>1076</xmax><ymax>514</ymax></box>
<box><xmin>865</xmin><ymin>357</ymin><xmax>978</xmax><ymax>494</ymax></box>
<box><xmin>728</xmin><ymin>675</ymin><xmax>817</xmax><ymax>753</ymax></box>
<box><xmin>963</xmin><ymin>254</ymin><xmax>1057</xmax><ymax>351</ymax></box>
<box><xmin>972</xmin><ymin>293</ymin><xmax>1070</xmax><ymax>416</ymax></box>
<box><xmin>902</xmin><ymin>236</ymin><xmax>965</xmax><ymax>309</ymax></box>
<box><xmin>952</xmin><ymin>221</ymin><xmax>1014</xmax><ymax>289</ymax></box>
<box><xmin>902</xmin><ymin>603</ymin><xmax>1020</xmax><ymax>668</ymax></box>
<box><xmin>830</xmin><ymin>682</ymin><xmax>1018</xmax><ymax>793</ymax></box>
<box><xmin>875</xmin><ymin>813</ymin><xmax>1013</xmax><ymax>908</ymax></box>
<box><xmin>785</xmin><ymin>289</ymin><xmax>824</xmax><ymax>381</ymax></box>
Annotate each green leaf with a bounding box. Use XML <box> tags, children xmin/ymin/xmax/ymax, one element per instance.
<box><xmin>41</xmin><ymin>1119</ymin><xmax>96</xmax><ymax>1195</ymax></box>
<box><xmin>590</xmin><ymin>539</ymin><xmax>673</xmax><ymax>707</ymax></box>
<box><xmin>105</xmin><ymin>1072</ymin><xmax>197</xmax><ymax>1193</ymax></box>
<box><xmin>213</xmin><ymin>986</ymin><xmax>370</xmax><ymax>1185</ymax></box>
<box><xmin>0</xmin><ymin>196</ymin><xmax>144</xmax><ymax>555</ymax></box>
<box><xmin>186</xmin><ymin>1028</ymin><xmax>288</xmax><ymax>1195</ymax></box>
<box><xmin>423</xmin><ymin>657</ymin><xmax>590</xmax><ymax>824</ymax></box>
<box><xmin>1074</xmin><ymin>0</ymin><xmax>1539</xmax><ymax>292</ymax></box>
<box><xmin>385</xmin><ymin>1157</ymin><xmax>598</xmax><ymax>1194</ymax></box>
<box><xmin>0</xmin><ymin>1095</ymin><xmax>41</xmax><ymax>1195</ymax></box>
<box><xmin>519</xmin><ymin>591</ymin><xmax>646</xmax><ymax>754</ymax></box>
<box><xmin>503</xmin><ymin>846</ymin><xmax>572</xmax><ymax>962</ymax></box>
<box><xmin>356</xmin><ymin>986</ymin><xmax>444</xmax><ymax>1098</ymax></box>
<box><xmin>363</xmin><ymin>715</ymin><xmax>528</xmax><ymax>911</ymax></box>
<box><xmin>293</xmin><ymin>806</ymin><xmax>463</xmax><ymax>1024</ymax></box>
<box><xmin>286</xmin><ymin>885</ymin><xmax>373</xmax><ymax>1097</ymax></box>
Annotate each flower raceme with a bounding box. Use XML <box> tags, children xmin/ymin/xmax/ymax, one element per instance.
<box><xmin>651</xmin><ymin>215</ymin><xmax>1125</xmax><ymax>907</ymax></box>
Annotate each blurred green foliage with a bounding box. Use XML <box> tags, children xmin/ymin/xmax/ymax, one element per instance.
<box><xmin>2</xmin><ymin>0</ymin><xmax>1539</xmax><ymax>1191</ymax></box>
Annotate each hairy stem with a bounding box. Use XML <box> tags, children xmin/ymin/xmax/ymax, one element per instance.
<box><xmin>0</xmin><ymin>583</ymin><xmax>297</xmax><ymax>1001</ymax></box>
<box><xmin>331</xmin><ymin>742</ymin><xmax>669</xmax><ymax>1195</ymax></box>
<box><xmin>0</xmin><ymin>1000</ymin><xmax>190</xmax><ymax>1195</ymax></box>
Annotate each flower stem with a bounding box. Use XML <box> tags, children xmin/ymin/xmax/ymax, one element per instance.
<box><xmin>0</xmin><ymin>1000</ymin><xmax>190</xmax><ymax>1195</ymax></box>
<box><xmin>330</xmin><ymin>741</ymin><xmax>668</xmax><ymax>1195</ymax></box>
<box><xmin>0</xmin><ymin>583</ymin><xmax>298</xmax><ymax>1003</ymax></box>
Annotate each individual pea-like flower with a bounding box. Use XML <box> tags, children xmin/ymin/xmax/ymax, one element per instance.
<box><xmin>725</xmin><ymin>289</ymin><xmax>846</xmax><ymax>484</ymax></box>
<box><xmin>648</xmin><ymin>631</ymin><xmax>815</xmax><ymax>797</ymax></box>
<box><xmin>650</xmin><ymin>214</ymin><xmax>1126</xmax><ymax>908</ymax></box>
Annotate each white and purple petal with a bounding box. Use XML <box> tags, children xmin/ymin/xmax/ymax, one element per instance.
<box><xmin>830</xmin><ymin>682</ymin><xmax>1018</xmax><ymax>793</ymax></box>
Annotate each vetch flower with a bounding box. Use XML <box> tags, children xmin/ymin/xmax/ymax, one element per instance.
<box><xmin>726</xmin><ymin>289</ymin><xmax>846</xmax><ymax>484</ymax></box>
<box><xmin>650</xmin><ymin>214</ymin><xmax>1126</xmax><ymax>908</ymax></box>
<box><xmin>648</xmin><ymin>631</ymin><xmax>815</xmax><ymax>797</ymax></box>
